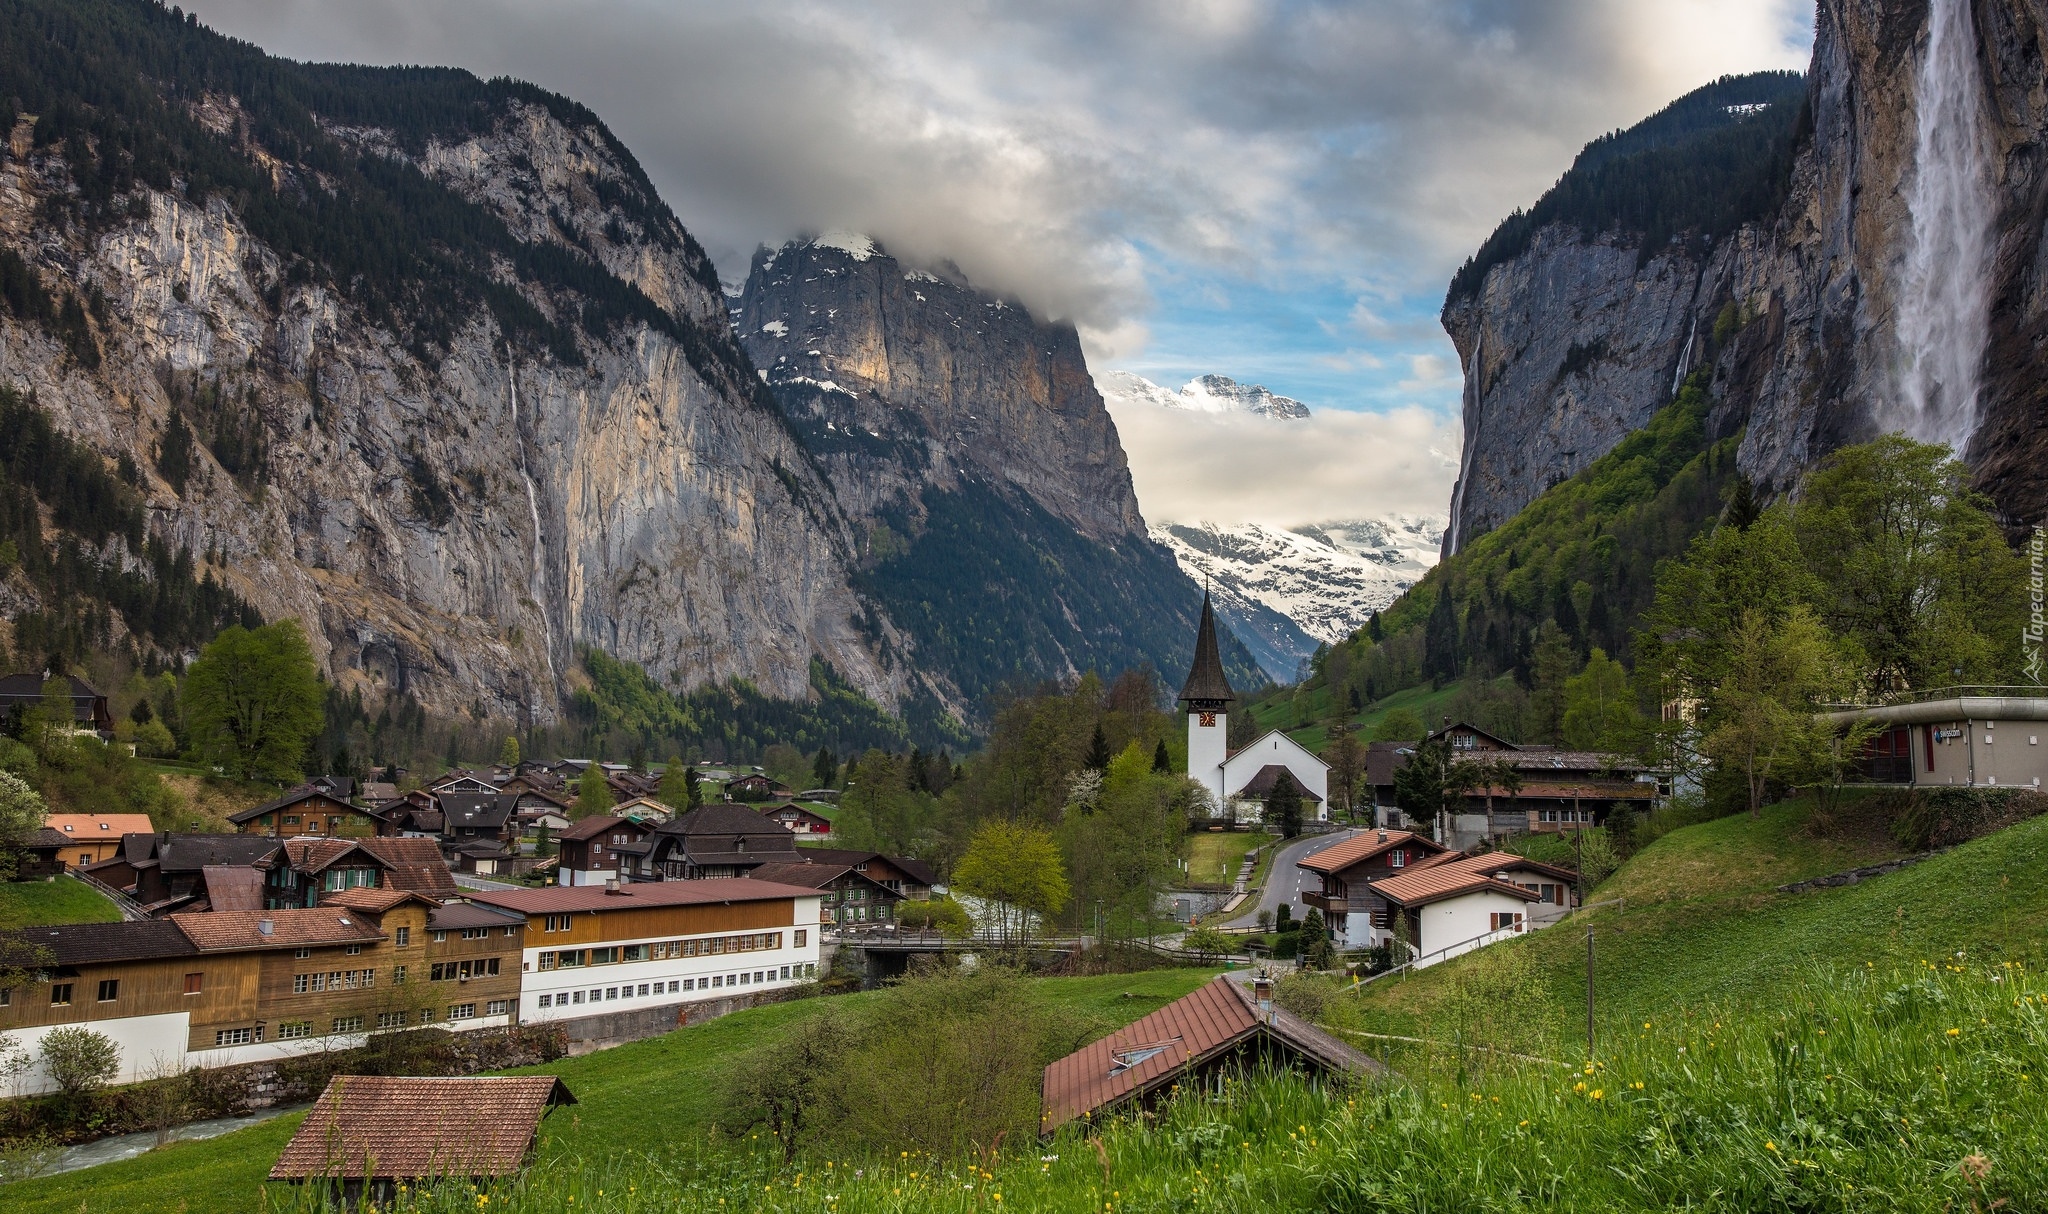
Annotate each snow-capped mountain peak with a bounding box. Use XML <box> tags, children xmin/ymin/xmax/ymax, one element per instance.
<box><xmin>1099</xmin><ymin>370</ymin><xmax>1310</xmax><ymax>419</ymax></box>
<box><xmin>1150</xmin><ymin>515</ymin><xmax>1444</xmax><ymax>682</ymax></box>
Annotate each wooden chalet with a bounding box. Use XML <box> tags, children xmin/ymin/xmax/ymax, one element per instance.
<box><xmin>0</xmin><ymin>673</ymin><xmax>114</xmax><ymax>738</ymax></box>
<box><xmin>747</xmin><ymin>861</ymin><xmax>901</xmax><ymax>926</ymax></box>
<box><xmin>634</xmin><ymin>803</ymin><xmax>802</xmax><ymax>880</ymax></box>
<box><xmin>761</xmin><ymin>802</ymin><xmax>833</xmax><ymax>838</ymax></box>
<box><xmin>42</xmin><ymin>813</ymin><xmax>157</xmax><ymax>868</ymax></box>
<box><xmin>726</xmin><ymin>773</ymin><xmax>792</xmax><ymax>802</ymax></box>
<box><xmin>787</xmin><ymin>848</ymin><xmax>936</xmax><ymax>900</ymax></box>
<box><xmin>260</xmin><ymin>837</ymin><xmax>456</xmax><ymax>908</ymax></box>
<box><xmin>554</xmin><ymin>815</ymin><xmax>653</xmax><ymax>887</ymax></box>
<box><xmin>231</xmin><ymin>789</ymin><xmax>389</xmax><ymax>839</ymax></box>
<box><xmin>1365</xmin><ymin>723</ymin><xmax>1662</xmax><ymax>842</ymax></box>
<box><xmin>1040</xmin><ymin>976</ymin><xmax>1377</xmax><ymax>1134</ymax></box>
<box><xmin>269</xmin><ymin>1075</ymin><xmax>574</xmax><ymax>1201</ymax></box>
<box><xmin>13</xmin><ymin>827</ymin><xmax>70</xmax><ymax>879</ymax></box>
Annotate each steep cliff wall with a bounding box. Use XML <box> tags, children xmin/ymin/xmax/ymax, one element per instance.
<box><xmin>0</xmin><ymin>2</ymin><xmax>909</xmax><ymax>726</ymax></box>
<box><xmin>736</xmin><ymin>236</ymin><xmax>1259</xmax><ymax>707</ymax></box>
<box><xmin>1447</xmin><ymin>1</ymin><xmax>2048</xmax><ymax>546</ymax></box>
<box><xmin>735</xmin><ymin>235</ymin><xmax>1144</xmax><ymax>542</ymax></box>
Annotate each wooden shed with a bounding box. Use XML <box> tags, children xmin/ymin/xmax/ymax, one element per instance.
<box><xmin>269</xmin><ymin>1074</ymin><xmax>575</xmax><ymax>1200</ymax></box>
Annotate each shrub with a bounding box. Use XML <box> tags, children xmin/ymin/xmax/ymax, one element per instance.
<box><xmin>38</xmin><ymin>1027</ymin><xmax>118</xmax><ymax>1111</ymax></box>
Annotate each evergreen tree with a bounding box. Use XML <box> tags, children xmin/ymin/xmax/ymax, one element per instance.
<box><xmin>684</xmin><ymin>766</ymin><xmax>703</xmax><ymax>808</ymax></box>
<box><xmin>1424</xmin><ymin>590</ymin><xmax>1460</xmax><ymax>684</ymax></box>
<box><xmin>811</xmin><ymin>746</ymin><xmax>838</xmax><ymax>789</ymax></box>
<box><xmin>1083</xmin><ymin>723</ymin><xmax>1111</xmax><ymax>772</ymax></box>
<box><xmin>1151</xmin><ymin>738</ymin><xmax>1171</xmax><ymax>774</ymax></box>
<box><xmin>156</xmin><ymin>412</ymin><xmax>193</xmax><ymax>497</ymax></box>
<box><xmin>1265</xmin><ymin>771</ymin><xmax>1304</xmax><ymax>839</ymax></box>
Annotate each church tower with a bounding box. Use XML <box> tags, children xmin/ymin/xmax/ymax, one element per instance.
<box><xmin>1178</xmin><ymin>592</ymin><xmax>1236</xmax><ymax>809</ymax></box>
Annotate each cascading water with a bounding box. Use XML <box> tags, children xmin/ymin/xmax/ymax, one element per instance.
<box><xmin>508</xmin><ymin>348</ymin><xmax>558</xmax><ymax>700</ymax></box>
<box><xmin>1671</xmin><ymin>315</ymin><xmax>1697</xmax><ymax>399</ymax></box>
<box><xmin>1445</xmin><ymin>329</ymin><xmax>1481</xmax><ymax>556</ymax></box>
<box><xmin>1894</xmin><ymin>0</ymin><xmax>1994</xmax><ymax>453</ymax></box>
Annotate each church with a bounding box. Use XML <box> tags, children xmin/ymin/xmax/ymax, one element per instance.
<box><xmin>1179</xmin><ymin>595</ymin><xmax>1330</xmax><ymax>823</ymax></box>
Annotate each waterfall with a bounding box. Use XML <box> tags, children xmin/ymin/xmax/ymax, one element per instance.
<box><xmin>508</xmin><ymin>348</ymin><xmax>558</xmax><ymax>700</ymax></box>
<box><xmin>1445</xmin><ymin>328</ymin><xmax>1482</xmax><ymax>556</ymax></box>
<box><xmin>1894</xmin><ymin>0</ymin><xmax>1994</xmax><ymax>453</ymax></box>
<box><xmin>1672</xmin><ymin>315</ymin><xmax>1697</xmax><ymax>399</ymax></box>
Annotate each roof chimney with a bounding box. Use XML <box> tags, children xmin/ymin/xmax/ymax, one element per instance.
<box><xmin>1252</xmin><ymin>975</ymin><xmax>1274</xmax><ymax>1023</ymax></box>
<box><xmin>257</xmin><ymin>918</ymin><xmax>273</xmax><ymax>936</ymax></box>
<box><xmin>1377</xmin><ymin>829</ymin><xmax>1387</xmax><ymax>843</ymax></box>
<box><xmin>604</xmin><ymin>878</ymin><xmax>624</xmax><ymax>896</ymax></box>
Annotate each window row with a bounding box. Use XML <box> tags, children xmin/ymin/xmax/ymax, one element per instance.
<box><xmin>231</xmin><ymin>1000</ymin><xmax>514</xmax><ymax>1045</ymax></box>
<box><xmin>536</xmin><ymin>932</ymin><xmax>786</xmax><ymax>971</ymax></box>
<box><xmin>292</xmin><ymin>969</ymin><xmax>376</xmax><ymax>994</ymax></box>
<box><xmin>534</xmin><ymin>964</ymin><xmax>816</xmax><ymax>1009</ymax></box>
<box><xmin>429</xmin><ymin>958</ymin><xmax>502</xmax><ymax>981</ymax></box>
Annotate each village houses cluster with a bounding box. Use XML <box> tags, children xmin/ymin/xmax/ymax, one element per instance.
<box><xmin>1</xmin><ymin>727</ymin><xmax>934</xmax><ymax>1095</ymax></box>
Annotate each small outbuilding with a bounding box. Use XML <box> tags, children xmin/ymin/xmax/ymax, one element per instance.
<box><xmin>1040</xmin><ymin>975</ymin><xmax>1378</xmax><ymax>1134</ymax></box>
<box><xmin>270</xmin><ymin>1075</ymin><xmax>575</xmax><ymax>1201</ymax></box>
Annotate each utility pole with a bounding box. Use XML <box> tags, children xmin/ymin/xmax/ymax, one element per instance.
<box><xmin>1585</xmin><ymin>923</ymin><xmax>1596</xmax><ymax>1061</ymax></box>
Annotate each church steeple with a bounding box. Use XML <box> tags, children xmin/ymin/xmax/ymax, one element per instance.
<box><xmin>1177</xmin><ymin>592</ymin><xmax>1236</xmax><ymax>707</ymax></box>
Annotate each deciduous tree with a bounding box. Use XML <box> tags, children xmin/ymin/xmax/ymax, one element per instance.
<box><xmin>180</xmin><ymin>621</ymin><xmax>324</xmax><ymax>782</ymax></box>
<box><xmin>953</xmin><ymin>819</ymin><xmax>1068</xmax><ymax>945</ymax></box>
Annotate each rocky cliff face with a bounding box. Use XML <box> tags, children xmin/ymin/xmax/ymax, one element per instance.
<box><xmin>735</xmin><ymin>234</ymin><xmax>1144</xmax><ymax>543</ymax></box>
<box><xmin>0</xmin><ymin>61</ymin><xmax>907</xmax><ymax>726</ymax></box>
<box><xmin>735</xmin><ymin>235</ymin><xmax>1253</xmax><ymax>707</ymax></box>
<box><xmin>1445</xmin><ymin>1</ymin><xmax>2048</xmax><ymax>551</ymax></box>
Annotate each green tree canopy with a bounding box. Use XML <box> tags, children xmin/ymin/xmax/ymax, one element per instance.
<box><xmin>0</xmin><ymin>769</ymin><xmax>47</xmax><ymax>881</ymax></box>
<box><xmin>952</xmin><ymin>819</ymin><xmax>1069</xmax><ymax>943</ymax></box>
<box><xmin>498</xmin><ymin>735</ymin><xmax>520</xmax><ymax>768</ymax></box>
<box><xmin>575</xmin><ymin>764</ymin><xmax>614</xmax><ymax>818</ymax></box>
<box><xmin>1792</xmin><ymin>435</ymin><xmax>2024</xmax><ymax>694</ymax></box>
<box><xmin>181</xmin><ymin>621</ymin><xmax>324</xmax><ymax>782</ymax></box>
<box><xmin>1371</xmin><ymin>708</ymin><xmax>1426</xmax><ymax>743</ymax></box>
<box><xmin>1562</xmin><ymin>647</ymin><xmax>1641</xmax><ymax>751</ymax></box>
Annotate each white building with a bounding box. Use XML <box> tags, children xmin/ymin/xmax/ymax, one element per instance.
<box><xmin>466</xmin><ymin>879</ymin><xmax>823</xmax><ymax>1024</ymax></box>
<box><xmin>1179</xmin><ymin>594</ymin><xmax>1331</xmax><ymax>822</ymax></box>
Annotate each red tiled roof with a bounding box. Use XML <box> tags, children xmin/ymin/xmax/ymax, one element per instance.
<box><xmin>200</xmin><ymin>865</ymin><xmax>265</xmax><ymax>911</ymax></box>
<box><xmin>1297</xmin><ymin>830</ymin><xmax>1445</xmax><ymax>876</ymax></box>
<box><xmin>173</xmin><ymin>908</ymin><xmax>386</xmax><ymax>952</ymax></box>
<box><xmin>464</xmin><ymin>876</ymin><xmax>823</xmax><ymax>916</ymax></box>
<box><xmin>557</xmin><ymin>815</ymin><xmax>626</xmax><ymax>842</ymax></box>
<box><xmin>1368</xmin><ymin>866</ymin><xmax>1542</xmax><ymax>909</ymax></box>
<box><xmin>1425</xmin><ymin>851</ymin><xmax>1580</xmax><ymax>884</ymax></box>
<box><xmin>319</xmin><ymin>888</ymin><xmax>438</xmax><ymax>914</ymax></box>
<box><xmin>358</xmin><ymin>837</ymin><xmax>458</xmax><ymax>897</ymax></box>
<box><xmin>269</xmin><ymin>1075</ymin><xmax>574</xmax><ymax>1181</ymax></box>
<box><xmin>43</xmin><ymin>813</ymin><xmax>156</xmax><ymax>837</ymax></box>
<box><xmin>1040</xmin><ymin>977</ymin><xmax>1376</xmax><ymax>1132</ymax></box>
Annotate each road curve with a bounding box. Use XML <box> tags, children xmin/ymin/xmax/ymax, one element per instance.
<box><xmin>1219</xmin><ymin>828</ymin><xmax>1363</xmax><ymax>929</ymax></box>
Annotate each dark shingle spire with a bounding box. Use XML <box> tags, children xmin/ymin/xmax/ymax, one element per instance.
<box><xmin>1177</xmin><ymin>593</ymin><xmax>1236</xmax><ymax>706</ymax></box>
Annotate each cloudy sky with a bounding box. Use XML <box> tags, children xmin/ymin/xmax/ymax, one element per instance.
<box><xmin>193</xmin><ymin>0</ymin><xmax>1814</xmax><ymax>528</ymax></box>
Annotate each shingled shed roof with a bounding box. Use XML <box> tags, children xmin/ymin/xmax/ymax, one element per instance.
<box><xmin>1176</xmin><ymin>593</ymin><xmax>1237</xmax><ymax>706</ymax></box>
<box><xmin>269</xmin><ymin>1075</ymin><xmax>575</xmax><ymax>1182</ymax></box>
<box><xmin>1040</xmin><ymin>976</ymin><xmax>1377</xmax><ymax>1133</ymax></box>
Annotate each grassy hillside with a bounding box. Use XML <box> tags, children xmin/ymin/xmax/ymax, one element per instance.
<box><xmin>1348</xmin><ymin>796</ymin><xmax>2048</xmax><ymax>1045</ymax></box>
<box><xmin>0</xmin><ymin>876</ymin><xmax>121</xmax><ymax>929</ymax></box>
<box><xmin>5</xmin><ymin>969</ymin><xmax>1220</xmax><ymax>1213</ymax></box>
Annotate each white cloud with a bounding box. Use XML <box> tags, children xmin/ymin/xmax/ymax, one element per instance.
<box><xmin>1107</xmin><ymin>402</ymin><xmax>1457</xmax><ymax>528</ymax></box>
<box><xmin>187</xmin><ymin>0</ymin><xmax>1813</xmax><ymax>350</ymax></box>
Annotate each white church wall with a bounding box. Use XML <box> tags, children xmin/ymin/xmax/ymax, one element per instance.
<box><xmin>1220</xmin><ymin>732</ymin><xmax>1330</xmax><ymax>820</ymax></box>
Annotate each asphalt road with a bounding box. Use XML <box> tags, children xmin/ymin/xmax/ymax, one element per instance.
<box><xmin>1219</xmin><ymin>827</ymin><xmax>1362</xmax><ymax>929</ymax></box>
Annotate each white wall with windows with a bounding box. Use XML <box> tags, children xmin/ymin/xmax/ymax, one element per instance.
<box><xmin>519</xmin><ymin>898</ymin><xmax>823</xmax><ymax>1022</ymax></box>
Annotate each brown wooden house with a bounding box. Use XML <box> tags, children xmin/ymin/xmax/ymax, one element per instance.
<box><xmin>231</xmin><ymin>789</ymin><xmax>389</xmax><ymax>839</ymax></box>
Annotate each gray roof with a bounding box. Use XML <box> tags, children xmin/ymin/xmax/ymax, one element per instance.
<box><xmin>1</xmin><ymin>920</ymin><xmax>197</xmax><ymax>967</ymax></box>
<box><xmin>1177</xmin><ymin>593</ymin><xmax>1236</xmax><ymax>705</ymax></box>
